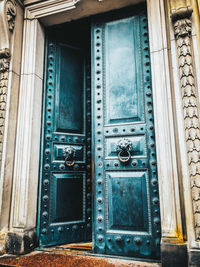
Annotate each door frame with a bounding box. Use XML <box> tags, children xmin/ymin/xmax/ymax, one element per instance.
<box><xmin>10</xmin><ymin>0</ymin><xmax>185</xmax><ymax>253</ymax></box>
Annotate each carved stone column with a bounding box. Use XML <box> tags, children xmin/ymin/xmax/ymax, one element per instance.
<box><xmin>0</xmin><ymin>49</ymin><xmax>10</xmax><ymax>165</ymax></box>
<box><xmin>171</xmin><ymin>4</ymin><xmax>200</xmax><ymax>242</ymax></box>
<box><xmin>0</xmin><ymin>0</ymin><xmax>16</xmax><ymax>171</ymax></box>
<box><xmin>170</xmin><ymin>1</ymin><xmax>200</xmax><ymax>266</ymax></box>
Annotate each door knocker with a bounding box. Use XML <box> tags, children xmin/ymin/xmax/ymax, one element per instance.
<box><xmin>63</xmin><ymin>146</ymin><xmax>76</xmax><ymax>166</ymax></box>
<box><xmin>116</xmin><ymin>138</ymin><xmax>132</xmax><ymax>163</ymax></box>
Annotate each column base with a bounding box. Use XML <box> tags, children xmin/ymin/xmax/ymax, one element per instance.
<box><xmin>0</xmin><ymin>232</ymin><xmax>7</xmax><ymax>255</ymax></box>
<box><xmin>5</xmin><ymin>229</ymin><xmax>37</xmax><ymax>255</ymax></box>
<box><xmin>188</xmin><ymin>249</ymin><xmax>200</xmax><ymax>267</ymax></box>
<box><xmin>161</xmin><ymin>239</ymin><xmax>188</xmax><ymax>267</ymax></box>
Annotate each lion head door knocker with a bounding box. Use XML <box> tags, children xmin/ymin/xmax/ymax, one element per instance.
<box><xmin>116</xmin><ymin>138</ymin><xmax>132</xmax><ymax>163</ymax></box>
<box><xmin>63</xmin><ymin>146</ymin><xmax>76</xmax><ymax>166</ymax></box>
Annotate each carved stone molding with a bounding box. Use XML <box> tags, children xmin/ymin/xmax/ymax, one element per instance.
<box><xmin>24</xmin><ymin>0</ymin><xmax>80</xmax><ymax>19</ymax></box>
<box><xmin>0</xmin><ymin>0</ymin><xmax>16</xmax><ymax>171</ymax></box>
<box><xmin>0</xmin><ymin>48</ymin><xmax>10</xmax><ymax>170</ymax></box>
<box><xmin>6</xmin><ymin>0</ymin><xmax>17</xmax><ymax>32</ymax></box>
<box><xmin>171</xmin><ymin>7</ymin><xmax>200</xmax><ymax>240</ymax></box>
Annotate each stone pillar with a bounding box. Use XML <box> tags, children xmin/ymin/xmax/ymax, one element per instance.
<box><xmin>7</xmin><ymin>18</ymin><xmax>44</xmax><ymax>254</ymax></box>
<box><xmin>146</xmin><ymin>1</ymin><xmax>189</xmax><ymax>266</ymax></box>
<box><xmin>0</xmin><ymin>0</ymin><xmax>23</xmax><ymax>254</ymax></box>
<box><xmin>170</xmin><ymin>0</ymin><xmax>200</xmax><ymax>266</ymax></box>
<box><xmin>8</xmin><ymin>0</ymin><xmax>79</xmax><ymax>255</ymax></box>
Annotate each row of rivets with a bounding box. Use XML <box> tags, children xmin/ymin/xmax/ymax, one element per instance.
<box><xmin>105</xmin><ymin>159</ymin><xmax>149</xmax><ymax>167</ymax></box>
<box><xmin>141</xmin><ymin>15</ymin><xmax>161</xmax><ymax>239</ymax></box>
<box><xmin>102</xmin><ymin>236</ymin><xmax>154</xmax><ymax>246</ymax></box>
<box><xmin>41</xmin><ymin>223</ymin><xmax>92</xmax><ymax>236</ymax></box>
<box><xmin>104</xmin><ymin>127</ymin><xmax>146</xmax><ymax>135</ymax></box>
<box><xmin>85</xmin><ymin>55</ymin><xmax>92</xmax><ymax>227</ymax></box>
<box><xmin>94</xmin><ymin>23</ymin><xmax>105</xmax><ymax>245</ymax></box>
<box><xmin>43</xmin><ymin>42</ymin><xmax>55</xmax><ymax>188</ymax></box>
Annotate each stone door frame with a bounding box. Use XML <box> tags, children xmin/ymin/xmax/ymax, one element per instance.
<box><xmin>6</xmin><ymin>0</ymin><xmax>188</xmax><ymax>258</ymax></box>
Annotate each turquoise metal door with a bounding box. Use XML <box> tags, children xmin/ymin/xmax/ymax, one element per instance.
<box><xmin>92</xmin><ymin>9</ymin><xmax>161</xmax><ymax>259</ymax></box>
<box><xmin>38</xmin><ymin>36</ymin><xmax>92</xmax><ymax>246</ymax></box>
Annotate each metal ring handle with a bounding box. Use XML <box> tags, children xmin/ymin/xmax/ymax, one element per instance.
<box><xmin>118</xmin><ymin>150</ymin><xmax>131</xmax><ymax>163</ymax></box>
<box><xmin>63</xmin><ymin>146</ymin><xmax>76</xmax><ymax>167</ymax></box>
<box><xmin>65</xmin><ymin>160</ymin><xmax>75</xmax><ymax>167</ymax></box>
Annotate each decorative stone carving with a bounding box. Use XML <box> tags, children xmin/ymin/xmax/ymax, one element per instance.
<box><xmin>171</xmin><ymin>8</ymin><xmax>200</xmax><ymax>240</ymax></box>
<box><xmin>6</xmin><ymin>0</ymin><xmax>16</xmax><ymax>32</ymax></box>
<box><xmin>0</xmin><ymin>0</ymin><xmax>16</xmax><ymax>171</ymax></box>
<box><xmin>0</xmin><ymin>49</ymin><xmax>10</xmax><ymax>171</ymax></box>
<box><xmin>173</xmin><ymin>18</ymin><xmax>192</xmax><ymax>38</ymax></box>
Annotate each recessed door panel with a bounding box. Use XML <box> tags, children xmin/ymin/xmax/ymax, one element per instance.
<box><xmin>55</xmin><ymin>45</ymin><xmax>84</xmax><ymax>133</ymax></box>
<box><xmin>50</xmin><ymin>173</ymin><xmax>85</xmax><ymax>223</ymax></box>
<box><xmin>104</xmin><ymin>17</ymin><xmax>143</xmax><ymax>124</ymax></box>
<box><xmin>106</xmin><ymin>171</ymin><xmax>149</xmax><ymax>232</ymax></box>
<box><xmin>92</xmin><ymin>7</ymin><xmax>161</xmax><ymax>259</ymax></box>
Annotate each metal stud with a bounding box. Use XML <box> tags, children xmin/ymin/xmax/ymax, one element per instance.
<box><xmin>58</xmin><ymin>227</ymin><xmax>63</xmax><ymax>232</ymax></box>
<box><xmin>42</xmin><ymin>212</ymin><xmax>48</xmax><ymax>218</ymax></box>
<box><xmin>73</xmin><ymin>225</ymin><xmax>78</xmax><ymax>230</ymax></box>
<box><xmin>43</xmin><ymin>179</ymin><xmax>49</xmax><ymax>186</ymax></box>
<box><xmin>44</xmin><ymin>164</ymin><xmax>50</xmax><ymax>170</ymax></box>
<box><xmin>59</xmin><ymin>164</ymin><xmax>65</xmax><ymax>170</ymax></box>
<box><xmin>151</xmin><ymin>179</ymin><xmax>158</xmax><ymax>186</ymax></box>
<box><xmin>98</xmin><ymin>216</ymin><xmax>103</xmax><ymax>223</ymax></box>
<box><xmin>97</xmin><ymin>197</ymin><xmax>103</xmax><ymax>204</ymax></box>
<box><xmin>43</xmin><ymin>195</ymin><xmax>49</xmax><ymax>202</ymax></box>
<box><xmin>42</xmin><ymin>228</ymin><xmax>47</xmax><ymax>234</ymax></box>
<box><xmin>132</xmin><ymin>160</ymin><xmax>138</xmax><ymax>166</ymax></box>
<box><xmin>115</xmin><ymin>236</ymin><xmax>122</xmax><ymax>243</ymax></box>
<box><xmin>97</xmin><ymin>179</ymin><xmax>102</xmax><ymax>185</ymax></box>
<box><xmin>98</xmin><ymin>235</ymin><xmax>103</xmax><ymax>242</ymax></box>
<box><xmin>154</xmin><ymin>218</ymin><xmax>160</xmax><ymax>225</ymax></box>
<box><xmin>146</xmin><ymin>90</ymin><xmax>152</xmax><ymax>97</ymax></box>
<box><xmin>45</xmin><ymin>149</ymin><xmax>50</xmax><ymax>155</ymax></box>
<box><xmin>134</xmin><ymin>237</ymin><xmax>142</xmax><ymax>245</ymax></box>
<box><xmin>153</xmin><ymin>197</ymin><xmax>159</xmax><ymax>205</ymax></box>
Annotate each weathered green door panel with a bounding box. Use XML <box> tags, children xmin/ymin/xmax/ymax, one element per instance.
<box><xmin>55</xmin><ymin>45</ymin><xmax>84</xmax><ymax>133</ymax></box>
<box><xmin>104</xmin><ymin>17</ymin><xmax>143</xmax><ymax>124</ymax></box>
<box><xmin>38</xmin><ymin>39</ymin><xmax>92</xmax><ymax>247</ymax></box>
<box><xmin>92</xmin><ymin>9</ymin><xmax>161</xmax><ymax>259</ymax></box>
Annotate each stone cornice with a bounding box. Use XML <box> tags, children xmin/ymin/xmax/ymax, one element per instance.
<box><xmin>171</xmin><ymin>6</ymin><xmax>193</xmax><ymax>21</ymax></box>
<box><xmin>24</xmin><ymin>0</ymin><xmax>80</xmax><ymax>19</ymax></box>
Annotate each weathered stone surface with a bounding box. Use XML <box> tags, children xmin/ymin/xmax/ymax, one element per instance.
<box><xmin>188</xmin><ymin>249</ymin><xmax>200</xmax><ymax>267</ymax></box>
<box><xmin>161</xmin><ymin>242</ymin><xmax>188</xmax><ymax>267</ymax></box>
<box><xmin>5</xmin><ymin>231</ymin><xmax>37</xmax><ymax>255</ymax></box>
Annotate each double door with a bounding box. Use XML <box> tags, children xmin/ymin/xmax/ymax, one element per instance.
<box><xmin>38</xmin><ymin>7</ymin><xmax>161</xmax><ymax>260</ymax></box>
